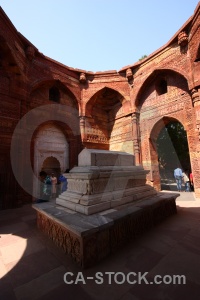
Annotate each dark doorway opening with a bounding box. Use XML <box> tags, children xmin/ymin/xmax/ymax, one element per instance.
<box><xmin>156</xmin><ymin>120</ymin><xmax>191</xmax><ymax>191</ymax></box>
<box><xmin>41</xmin><ymin>156</ymin><xmax>61</xmax><ymax>178</ymax></box>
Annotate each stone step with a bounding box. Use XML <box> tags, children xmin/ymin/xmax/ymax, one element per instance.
<box><xmin>56</xmin><ymin>185</ymin><xmax>157</xmax><ymax>215</ymax></box>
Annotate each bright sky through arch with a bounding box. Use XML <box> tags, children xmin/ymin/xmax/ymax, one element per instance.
<box><xmin>0</xmin><ymin>0</ymin><xmax>199</xmax><ymax>72</ymax></box>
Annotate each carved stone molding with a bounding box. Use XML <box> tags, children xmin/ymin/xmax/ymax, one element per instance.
<box><xmin>79</xmin><ymin>72</ymin><xmax>87</xmax><ymax>83</ymax></box>
<box><xmin>126</xmin><ymin>68</ymin><xmax>133</xmax><ymax>81</ymax></box>
<box><xmin>26</xmin><ymin>46</ymin><xmax>35</xmax><ymax>61</ymax></box>
<box><xmin>178</xmin><ymin>31</ymin><xmax>188</xmax><ymax>47</ymax></box>
<box><xmin>33</xmin><ymin>194</ymin><xmax>177</xmax><ymax>268</ymax></box>
<box><xmin>86</xmin><ymin>134</ymin><xmax>109</xmax><ymax>144</ymax></box>
<box><xmin>37</xmin><ymin>212</ymin><xmax>82</xmax><ymax>264</ymax></box>
<box><xmin>191</xmin><ymin>88</ymin><xmax>200</xmax><ymax>106</ymax></box>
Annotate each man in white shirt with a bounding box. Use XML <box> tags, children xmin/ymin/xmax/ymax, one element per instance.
<box><xmin>174</xmin><ymin>167</ymin><xmax>183</xmax><ymax>192</ymax></box>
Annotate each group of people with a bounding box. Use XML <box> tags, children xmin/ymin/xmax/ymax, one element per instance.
<box><xmin>174</xmin><ymin>167</ymin><xmax>194</xmax><ymax>192</ymax></box>
<box><xmin>37</xmin><ymin>171</ymin><xmax>68</xmax><ymax>202</ymax></box>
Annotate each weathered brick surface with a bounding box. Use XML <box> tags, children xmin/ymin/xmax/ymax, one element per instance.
<box><xmin>0</xmin><ymin>4</ymin><xmax>199</xmax><ymax>208</ymax></box>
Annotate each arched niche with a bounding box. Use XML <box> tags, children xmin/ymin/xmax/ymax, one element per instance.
<box><xmin>41</xmin><ymin>156</ymin><xmax>61</xmax><ymax>177</ymax></box>
<box><xmin>135</xmin><ymin>69</ymin><xmax>189</xmax><ymax>109</ymax></box>
<box><xmin>30</xmin><ymin>79</ymin><xmax>79</xmax><ymax>111</ymax></box>
<box><xmin>84</xmin><ymin>87</ymin><xmax>131</xmax><ymax>151</ymax></box>
<box><xmin>33</xmin><ymin>123</ymin><xmax>69</xmax><ymax>199</ymax></box>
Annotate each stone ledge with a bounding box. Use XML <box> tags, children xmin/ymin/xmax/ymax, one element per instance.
<box><xmin>32</xmin><ymin>192</ymin><xmax>179</xmax><ymax>268</ymax></box>
<box><xmin>56</xmin><ymin>184</ymin><xmax>157</xmax><ymax>215</ymax></box>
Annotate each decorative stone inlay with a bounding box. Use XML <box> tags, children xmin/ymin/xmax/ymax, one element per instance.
<box><xmin>86</xmin><ymin>134</ymin><xmax>109</xmax><ymax>144</ymax></box>
<box><xmin>85</xmin><ymin>126</ymin><xmax>109</xmax><ymax>144</ymax></box>
<box><xmin>178</xmin><ymin>31</ymin><xmax>188</xmax><ymax>47</ymax></box>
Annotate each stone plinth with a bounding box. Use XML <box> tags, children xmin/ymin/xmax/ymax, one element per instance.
<box><xmin>33</xmin><ymin>192</ymin><xmax>178</xmax><ymax>268</ymax></box>
<box><xmin>56</xmin><ymin>149</ymin><xmax>157</xmax><ymax>215</ymax></box>
<box><xmin>78</xmin><ymin>148</ymin><xmax>135</xmax><ymax>166</ymax></box>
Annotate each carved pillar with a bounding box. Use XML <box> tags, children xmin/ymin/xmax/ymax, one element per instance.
<box><xmin>132</xmin><ymin>112</ymin><xmax>141</xmax><ymax>165</ymax></box>
<box><xmin>191</xmin><ymin>88</ymin><xmax>200</xmax><ymax>132</ymax></box>
<box><xmin>190</xmin><ymin>87</ymin><xmax>200</xmax><ymax>197</ymax></box>
<box><xmin>79</xmin><ymin>116</ymin><xmax>86</xmax><ymax>142</ymax></box>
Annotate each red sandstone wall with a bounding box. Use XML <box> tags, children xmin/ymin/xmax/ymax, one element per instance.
<box><xmin>0</xmin><ymin>3</ymin><xmax>199</xmax><ymax>208</ymax></box>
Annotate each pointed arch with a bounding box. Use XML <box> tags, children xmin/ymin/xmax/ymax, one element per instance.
<box><xmin>149</xmin><ymin>116</ymin><xmax>191</xmax><ymax>191</ymax></box>
<box><xmin>85</xmin><ymin>86</ymin><xmax>128</xmax><ymax>117</ymax></box>
<box><xmin>30</xmin><ymin>78</ymin><xmax>80</xmax><ymax>114</ymax></box>
<box><xmin>30</xmin><ymin>78</ymin><xmax>80</xmax><ymax>108</ymax></box>
<box><xmin>135</xmin><ymin>68</ymin><xmax>189</xmax><ymax>108</ymax></box>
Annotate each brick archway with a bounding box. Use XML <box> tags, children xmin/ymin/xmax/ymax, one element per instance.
<box><xmin>149</xmin><ymin>117</ymin><xmax>190</xmax><ymax>191</ymax></box>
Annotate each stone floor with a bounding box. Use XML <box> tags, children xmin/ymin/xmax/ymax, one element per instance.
<box><xmin>1</xmin><ymin>190</ymin><xmax>200</xmax><ymax>300</ymax></box>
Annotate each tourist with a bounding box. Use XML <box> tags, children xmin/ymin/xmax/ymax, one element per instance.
<box><xmin>174</xmin><ymin>166</ymin><xmax>183</xmax><ymax>192</ymax></box>
<box><xmin>43</xmin><ymin>175</ymin><xmax>51</xmax><ymax>201</ymax></box>
<box><xmin>50</xmin><ymin>173</ymin><xmax>57</xmax><ymax>198</ymax></box>
<box><xmin>58</xmin><ymin>173</ymin><xmax>67</xmax><ymax>193</ymax></box>
<box><xmin>190</xmin><ymin>172</ymin><xmax>194</xmax><ymax>191</ymax></box>
<box><xmin>36</xmin><ymin>171</ymin><xmax>51</xmax><ymax>203</ymax></box>
<box><xmin>182</xmin><ymin>170</ymin><xmax>190</xmax><ymax>192</ymax></box>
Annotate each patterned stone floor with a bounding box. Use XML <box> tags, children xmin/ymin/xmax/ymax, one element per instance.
<box><xmin>1</xmin><ymin>190</ymin><xmax>200</xmax><ymax>300</ymax></box>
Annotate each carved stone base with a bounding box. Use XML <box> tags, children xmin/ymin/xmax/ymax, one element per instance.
<box><xmin>56</xmin><ymin>149</ymin><xmax>156</xmax><ymax>215</ymax></box>
<box><xmin>33</xmin><ymin>192</ymin><xmax>178</xmax><ymax>268</ymax></box>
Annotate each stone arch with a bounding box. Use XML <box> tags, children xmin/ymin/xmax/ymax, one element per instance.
<box><xmin>135</xmin><ymin>68</ymin><xmax>189</xmax><ymax>108</ymax></box>
<box><xmin>31</xmin><ymin>78</ymin><xmax>78</xmax><ymax>98</ymax></box>
<box><xmin>148</xmin><ymin>116</ymin><xmax>191</xmax><ymax>190</ymax></box>
<box><xmin>83</xmin><ymin>86</ymin><xmax>132</xmax><ymax>151</ymax></box>
<box><xmin>84</xmin><ymin>85</ymin><xmax>129</xmax><ymax>114</ymax></box>
<box><xmin>150</xmin><ymin>116</ymin><xmax>179</xmax><ymax>142</ymax></box>
<box><xmin>41</xmin><ymin>156</ymin><xmax>61</xmax><ymax>177</ymax></box>
<box><xmin>134</xmin><ymin>68</ymin><xmax>192</xmax><ymax>186</ymax></box>
<box><xmin>30</xmin><ymin>78</ymin><xmax>80</xmax><ymax>110</ymax></box>
<box><xmin>85</xmin><ymin>86</ymin><xmax>125</xmax><ymax>116</ymax></box>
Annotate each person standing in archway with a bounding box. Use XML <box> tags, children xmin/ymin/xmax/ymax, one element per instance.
<box><xmin>174</xmin><ymin>166</ymin><xmax>183</xmax><ymax>192</ymax></box>
<box><xmin>190</xmin><ymin>172</ymin><xmax>194</xmax><ymax>191</ymax></box>
<box><xmin>182</xmin><ymin>170</ymin><xmax>190</xmax><ymax>192</ymax></box>
<box><xmin>50</xmin><ymin>173</ymin><xmax>57</xmax><ymax>198</ymax></box>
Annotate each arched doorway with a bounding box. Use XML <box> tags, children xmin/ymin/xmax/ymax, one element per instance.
<box><xmin>41</xmin><ymin>156</ymin><xmax>61</xmax><ymax>177</ymax></box>
<box><xmin>150</xmin><ymin>117</ymin><xmax>191</xmax><ymax>191</ymax></box>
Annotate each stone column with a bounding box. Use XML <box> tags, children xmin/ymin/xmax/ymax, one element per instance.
<box><xmin>79</xmin><ymin>116</ymin><xmax>86</xmax><ymax>142</ymax></box>
<box><xmin>190</xmin><ymin>87</ymin><xmax>200</xmax><ymax>197</ymax></box>
<box><xmin>132</xmin><ymin>112</ymin><xmax>141</xmax><ymax>165</ymax></box>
